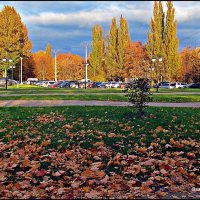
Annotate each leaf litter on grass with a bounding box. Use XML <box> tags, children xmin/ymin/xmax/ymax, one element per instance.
<box><xmin>0</xmin><ymin>106</ymin><xmax>200</xmax><ymax>199</ymax></box>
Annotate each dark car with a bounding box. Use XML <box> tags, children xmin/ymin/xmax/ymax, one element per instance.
<box><xmin>49</xmin><ymin>81</ymin><xmax>63</xmax><ymax>88</ymax></box>
<box><xmin>97</xmin><ymin>82</ymin><xmax>106</xmax><ymax>88</ymax></box>
<box><xmin>58</xmin><ymin>81</ymin><xmax>70</xmax><ymax>88</ymax></box>
<box><xmin>187</xmin><ymin>83</ymin><xmax>200</xmax><ymax>88</ymax></box>
<box><xmin>88</xmin><ymin>82</ymin><xmax>102</xmax><ymax>88</ymax></box>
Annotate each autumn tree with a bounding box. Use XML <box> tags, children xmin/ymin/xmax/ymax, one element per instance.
<box><xmin>57</xmin><ymin>53</ymin><xmax>84</xmax><ymax>80</ymax></box>
<box><xmin>89</xmin><ymin>24</ymin><xmax>104</xmax><ymax>81</ymax></box>
<box><xmin>124</xmin><ymin>41</ymin><xmax>148</xmax><ymax>79</ymax></box>
<box><xmin>45</xmin><ymin>43</ymin><xmax>52</xmax><ymax>57</ymax></box>
<box><xmin>105</xmin><ymin>17</ymin><xmax>118</xmax><ymax>81</ymax></box>
<box><xmin>117</xmin><ymin>15</ymin><xmax>131</xmax><ymax>79</ymax></box>
<box><xmin>178</xmin><ymin>47</ymin><xmax>200</xmax><ymax>83</ymax></box>
<box><xmin>32</xmin><ymin>51</ymin><xmax>54</xmax><ymax>80</ymax></box>
<box><xmin>146</xmin><ymin>1</ymin><xmax>165</xmax><ymax>82</ymax></box>
<box><xmin>105</xmin><ymin>16</ymin><xmax>131</xmax><ymax>81</ymax></box>
<box><xmin>163</xmin><ymin>1</ymin><xmax>180</xmax><ymax>81</ymax></box>
<box><xmin>0</xmin><ymin>5</ymin><xmax>32</xmax><ymax>77</ymax></box>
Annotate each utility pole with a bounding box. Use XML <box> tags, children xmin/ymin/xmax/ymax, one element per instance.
<box><xmin>82</xmin><ymin>42</ymin><xmax>89</xmax><ymax>89</ymax></box>
<box><xmin>20</xmin><ymin>57</ymin><xmax>23</xmax><ymax>84</ymax></box>
<box><xmin>53</xmin><ymin>49</ymin><xmax>60</xmax><ymax>82</ymax></box>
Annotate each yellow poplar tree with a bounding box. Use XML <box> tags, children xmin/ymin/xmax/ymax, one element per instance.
<box><xmin>164</xmin><ymin>1</ymin><xmax>180</xmax><ymax>81</ymax></box>
<box><xmin>89</xmin><ymin>24</ymin><xmax>104</xmax><ymax>81</ymax></box>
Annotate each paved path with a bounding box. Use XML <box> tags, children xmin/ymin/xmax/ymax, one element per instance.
<box><xmin>0</xmin><ymin>92</ymin><xmax>200</xmax><ymax>96</ymax></box>
<box><xmin>0</xmin><ymin>100</ymin><xmax>200</xmax><ymax>107</ymax></box>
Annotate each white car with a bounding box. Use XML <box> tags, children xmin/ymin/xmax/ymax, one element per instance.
<box><xmin>169</xmin><ymin>82</ymin><xmax>187</xmax><ymax>89</ymax></box>
<box><xmin>105</xmin><ymin>81</ymin><xmax>121</xmax><ymax>88</ymax></box>
<box><xmin>43</xmin><ymin>81</ymin><xmax>56</xmax><ymax>88</ymax></box>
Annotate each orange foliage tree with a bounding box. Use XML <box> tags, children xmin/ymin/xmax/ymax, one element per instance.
<box><xmin>124</xmin><ymin>41</ymin><xmax>149</xmax><ymax>79</ymax></box>
<box><xmin>32</xmin><ymin>51</ymin><xmax>54</xmax><ymax>80</ymax></box>
<box><xmin>178</xmin><ymin>47</ymin><xmax>200</xmax><ymax>83</ymax></box>
<box><xmin>56</xmin><ymin>53</ymin><xmax>84</xmax><ymax>80</ymax></box>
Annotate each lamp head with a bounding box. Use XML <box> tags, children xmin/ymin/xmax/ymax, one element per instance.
<box><xmin>152</xmin><ymin>58</ymin><xmax>156</xmax><ymax>62</ymax></box>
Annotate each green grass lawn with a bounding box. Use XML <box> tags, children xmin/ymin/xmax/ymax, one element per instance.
<box><xmin>0</xmin><ymin>106</ymin><xmax>199</xmax><ymax>198</ymax></box>
<box><xmin>1</xmin><ymin>84</ymin><xmax>200</xmax><ymax>94</ymax></box>
<box><xmin>0</xmin><ymin>93</ymin><xmax>200</xmax><ymax>102</ymax></box>
<box><xmin>1</xmin><ymin>106</ymin><xmax>199</xmax><ymax>148</ymax></box>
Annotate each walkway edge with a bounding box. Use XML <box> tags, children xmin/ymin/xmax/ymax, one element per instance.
<box><xmin>0</xmin><ymin>100</ymin><xmax>200</xmax><ymax>108</ymax></box>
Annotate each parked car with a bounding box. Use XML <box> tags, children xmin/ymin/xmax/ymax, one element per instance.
<box><xmin>27</xmin><ymin>78</ymin><xmax>38</xmax><ymax>85</ymax></box>
<box><xmin>87</xmin><ymin>82</ymin><xmax>102</xmax><ymax>88</ymax></box>
<box><xmin>187</xmin><ymin>83</ymin><xmax>200</xmax><ymax>88</ymax></box>
<box><xmin>0</xmin><ymin>78</ymin><xmax>17</xmax><ymax>86</ymax></box>
<box><xmin>69</xmin><ymin>81</ymin><xmax>79</xmax><ymax>88</ymax></box>
<box><xmin>169</xmin><ymin>82</ymin><xmax>187</xmax><ymax>89</ymax></box>
<box><xmin>49</xmin><ymin>81</ymin><xmax>63</xmax><ymax>88</ymax></box>
<box><xmin>43</xmin><ymin>81</ymin><xmax>56</xmax><ymax>88</ymax></box>
<box><xmin>79</xmin><ymin>82</ymin><xmax>90</xmax><ymax>88</ymax></box>
<box><xmin>105</xmin><ymin>81</ymin><xmax>113</xmax><ymax>88</ymax></box>
<box><xmin>159</xmin><ymin>83</ymin><xmax>170</xmax><ymax>89</ymax></box>
<box><xmin>58</xmin><ymin>81</ymin><xmax>70</xmax><ymax>88</ymax></box>
<box><xmin>158</xmin><ymin>81</ymin><xmax>170</xmax><ymax>87</ymax></box>
<box><xmin>111</xmin><ymin>82</ymin><xmax>122</xmax><ymax>88</ymax></box>
<box><xmin>39</xmin><ymin>80</ymin><xmax>49</xmax><ymax>87</ymax></box>
<box><xmin>97</xmin><ymin>82</ymin><xmax>106</xmax><ymax>88</ymax></box>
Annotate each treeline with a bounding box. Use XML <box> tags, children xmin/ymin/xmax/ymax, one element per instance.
<box><xmin>0</xmin><ymin>2</ymin><xmax>199</xmax><ymax>83</ymax></box>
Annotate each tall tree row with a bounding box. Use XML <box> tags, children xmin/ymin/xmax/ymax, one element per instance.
<box><xmin>89</xmin><ymin>16</ymin><xmax>131</xmax><ymax>81</ymax></box>
<box><xmin>0</xmin><ymin>5</ymin><xmax>32</xmax><ymax>78</ymax></box>
<box><xmin>146</xmin><ymin>1</ymin><xmax>180</xmax><ymax>82</ymax></box>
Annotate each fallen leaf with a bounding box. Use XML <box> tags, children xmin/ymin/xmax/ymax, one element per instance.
<box><xmin>156</xmin><ymin>126</ymin><xmax>163</xmax><ymax>132</ymax></box>
<box><xmin>36</xmin><ymin>169</ymin><xmax>47</xmax><ymax>177</ymax></box>
<box><xmin>93</xmin><ymin>141</ymin><xmax>105</xmax><ymax>147</ymax></box>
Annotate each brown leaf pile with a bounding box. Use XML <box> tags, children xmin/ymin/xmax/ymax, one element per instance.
<box><xmin>0</xmin><ymin>134</ymin><xmax>200</xmax><ymax>199</ymax></box>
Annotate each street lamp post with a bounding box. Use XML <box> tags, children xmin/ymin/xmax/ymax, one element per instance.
<box><xmin>149</xmin><ymin>66</ymin><xmax>154</xmax><ymax>88</ymax></box>
<box><xmin>2</xmin><ymin>56</ymin><xmax>12</xmax><ymax>90</ymax></box>
<box><xmin>20</xmin><ymin>57</ymin><xmax>23</xmax><ymax>84</ymax></box>
<box><xmin>9</xmin><ymin>65</ymin><xmax>16</xmax><ymax>80</ymax></box>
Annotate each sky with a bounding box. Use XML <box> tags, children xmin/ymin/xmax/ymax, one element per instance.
<box><xmin>0</xmin><ymin>1</ymin><xmax>200</xmax><ymax>58</ymax></box>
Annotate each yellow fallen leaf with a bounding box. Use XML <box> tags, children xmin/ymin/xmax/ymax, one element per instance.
<box><xmin>93</xmin><ymin>141</ymin><xmax>104</xmax><ymax>147</ymax></box>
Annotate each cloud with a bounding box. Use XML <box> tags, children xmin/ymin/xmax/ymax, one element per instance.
<box><xmin>1</xmin><ymin>1</ymin><xmax>200</xmax><ymax>54</ymax></box>
<box><xmin>21</xmin><ymin>2</ymin><xmax>153</xmax><ymax>27</ymax></box>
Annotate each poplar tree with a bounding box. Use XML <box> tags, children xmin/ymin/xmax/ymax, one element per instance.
<box><xmin>164</xmin><ymin>1</ymin><xmax>180</xmax><ymax>81</ymax></box>
<box><xmin>0</xmin><ymin>5</ymin><xmax>32</xmax><ymax>74</ymax></box>
<box><xmin>89</xmin><ymin>24</ymin><xmax>104</xmax><ymax>81</ymax></box>
<box><xmin>45</xmin><ymin>43</ymin><xmax>52</xmax><ymax>57</ymax></box>
<box><xmin>105</xmin><ymin>17</ymin><xmax>118</xmax><ymax>80</ymax></box>
<box><xmin>117</xmin><ymin>15</ymin><xmax>131</xmax><ymax>80</ymax></box>
<box><xmin>105</xmin><ymin>16</ymin><xmax>131</xmax><ymax>81</ymax></box>
<box><xmin>146</xmin><ymin>1</ymin><xmax>165</xmax><ymax>82</ymax></box>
